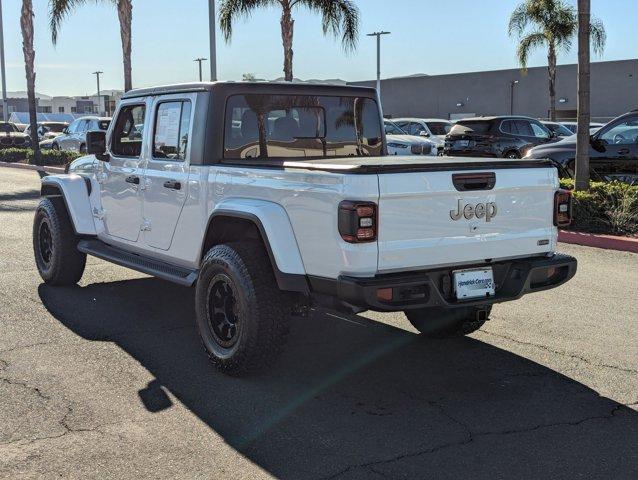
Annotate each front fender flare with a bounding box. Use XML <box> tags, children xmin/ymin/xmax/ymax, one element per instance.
<box><xmin>208</xmin><ymin>198</ymin><xmax>308</xmax><ymax>293</ymax></box>
<box><xmin>40</xmin><ymin>174</ymin><xmax>96</xmax><ymax>235</ymax></box>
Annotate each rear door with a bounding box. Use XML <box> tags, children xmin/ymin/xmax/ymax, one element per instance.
<box><xmin>140</xmin><ymin>94</ymin><xmax>194</xmax><ymax>250</ymax></box>
<box><xmin>590</xmin><ymin>113</ymin><xmax>638</xmax><ymax>181</ymax></box>
<box><xmin>376</xmin><ymin>161</ymin><xmax>557</xmax><ymax>272</ymax></box>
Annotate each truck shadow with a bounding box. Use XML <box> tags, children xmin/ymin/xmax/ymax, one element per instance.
<box><xmin>38</xmin><ymin>278</ymin><xmax>638</xmax><ymax>479</ymax></box>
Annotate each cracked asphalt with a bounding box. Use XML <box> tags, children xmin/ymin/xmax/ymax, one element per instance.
<box><xmin>1</xmin><ymin>167</ymin><xmax>637</xmax><ymax>479</ymax></box>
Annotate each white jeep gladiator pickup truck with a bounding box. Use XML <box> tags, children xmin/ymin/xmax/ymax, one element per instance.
<box><xmin>33</xmin><ymin>82</ymin><xmax>577</xmax><ymax>375</ymax></box>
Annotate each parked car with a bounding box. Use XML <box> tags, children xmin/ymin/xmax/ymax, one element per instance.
<box><xmin>444</xmin><ymin>116</ymin><xmax>556</xmax><ymax>158</ymax></box>
<box><xmin>560</xmin><ymin>121</ymin><xmax>605</xmax><ymax>135</ymax></box>
<box><xmin>36</xmin><ymin>81</ymin><xmax>576</xmax><ymax>375</ymax></box>
<box><xmin>0</xmin><ymin>122</ymin><xmax>31</xmax><ymax>149</ymax></box>
<box><xmin>542</xmin><ymin>121</ymin><xmax>575</xmax><ymax>138</ymax></box>
<box><xmin>393</xmin><ymin>118</ymin><xmax>453</xmax><ymax>154</ymax></box>
<box><xmin>25</xmin><ymin>121</ymin><xmax>69</xmax><ymax>141</ymax></box>
<box><xmin>51</xmin><ymin>116</ymin><xmax>111</xmax><ymax>153</ymax></box>
<box><xmin>527</xmin><ymin>110</ymin><xmax>638</xmax><ymax>182</ymax></box>
<box><xmin>384</xmin><ymin>119</ymin><xmax>437</xmax><ymax>156</ymax></box>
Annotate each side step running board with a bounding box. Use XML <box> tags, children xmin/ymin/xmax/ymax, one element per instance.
<box><xmin>77</xmin><ymin>239</ymin><xmax>198</xmax><ymax>287</ymax></box>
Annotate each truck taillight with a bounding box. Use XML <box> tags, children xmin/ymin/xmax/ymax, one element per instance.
<box><xmin>554</xmin><ymin>190</ymin><xmax>572</xmax><ymax>227</ymax></box>
<box><xmin>338</xmin><ymin>201</ymin><xmax>378</xmax><ymax>243</ymax></box>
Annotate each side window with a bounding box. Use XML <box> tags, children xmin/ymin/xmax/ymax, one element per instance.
<box><xmin>530</xmin><ymin>122</ymin><xmax>550</xmax><ymax>139</ymax></box>
<box><xmin>514</xmin><ymin>120</ymin><xmax>534</xmax><ymax>136</ymax></box>
<box><xmin>599</xmin><ymin>116</ymin><xmax>638</xmax><ymax>145</ymax></box>
<box><xmin>111</xmin><ymin>104</ymin><xmax>146</xmax><ymax>158</ymax></box>
<box><xmin>501</xmin><ymin>120</ymin><xmax>513</xmax><ymax>134</ymax></box>
<box><xmin>153</xmin><ymin>101</ymin><xmax>192</xmax><ymax>160</ymax></box>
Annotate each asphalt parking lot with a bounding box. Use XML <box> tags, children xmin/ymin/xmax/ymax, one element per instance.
<box><xmin>1</xmin><ymin>167</ymin><xmax>637</xmax><ymax>479</ymax></box>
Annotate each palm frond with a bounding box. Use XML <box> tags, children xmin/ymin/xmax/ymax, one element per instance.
<box><xmin>590</xmin><ymin>17</ymin><xmax>606</xmax><ymax>57</ymax></box>
<box><xmin>508</xmin><ymin>3</ymin><xmax>530</xmax><ymax>38</ymax></box>
<box><xmin>297</xmin><ymin>0</ymin><xmax>360</xmax><ymax>51</ymax></box>
<box><xmin>49</xmin><ymin>0</ymin><xmax>114</xmax><ymax>44</ymax></box>
<box><xmin>516</xmin><ymin>31</ymin><xmax>548</xmax><ymax>71</ymax></box>
<box><xmin>218</xmin><ymin>0</ymin><xmax>276</xmax><ymax>43</ymax></box>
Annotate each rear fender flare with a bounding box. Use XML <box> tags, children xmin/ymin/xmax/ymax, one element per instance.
<box><xmin>40</xmin><ymin>174</ymin><xmax>96</xmax><ymax>235</ymax></box>
<box><xmin>204</xmin><ymin>199</ymin><xmax>308</xmax><ymax>293</ymax></box>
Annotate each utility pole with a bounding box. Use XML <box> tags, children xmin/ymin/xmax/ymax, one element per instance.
<box><xmin>509</xmin><ymin>80</ymin><xmax>519</xmax><ymax>115</ymax></box>
<box><xmin>367</xmin><ymin>31</ymin><xmax>390</xmax><ymax>103</ymax></box>
<box><xmin>209</xmin><ymin>0</ymin><xmax>217</xmax><ymax>81</ymax></box>
<box><xmin>194</xmin><ymin>58</ymin><xmax>207</xmax><ymax>82</ymax></box>
<box><xmin>92</xmin><ymin>71</ymin><xmax>103</xmax><ymax>115</ymax></box>
<box><xmin>0</xmin><ymin>0</ymin><xmax>8</xmax><ymax>121</ymax></box>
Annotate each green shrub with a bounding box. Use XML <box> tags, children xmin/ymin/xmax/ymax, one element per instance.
<box><xmin>26</xmin><ymin>149</ymin><xmax>83</xmax><ymax>166</ymax></box>
<box><xmin>560</xmin><ymin>180</ymin><xmax>638</xmax><ymax>236</ymax></box>
<box><xmin>0</xmin><ymin>148</ymin><xmax>30</xmax><ymax>163</ymax></box>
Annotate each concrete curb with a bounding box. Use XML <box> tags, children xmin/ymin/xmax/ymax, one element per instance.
<box><xmin>0</xmin><ymin>161</ymin><xmax>65</xmax><ymax>174</ymax></box>
<box><xmin>559</xmin><ymin>230</ymin><xmax>638</xmax><ymax>253</ymax></box>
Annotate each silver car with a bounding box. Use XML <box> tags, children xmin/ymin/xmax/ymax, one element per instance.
<box><xmin>51</xmin><ymin>116</ymin><xmax>111</xmax><ymax>153</ymax></box>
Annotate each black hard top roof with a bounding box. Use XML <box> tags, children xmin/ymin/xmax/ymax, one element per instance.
<box><xmin>121</xmin><ymin>81</ymin><xmax>378</xmax><ymax>100</ymax></box>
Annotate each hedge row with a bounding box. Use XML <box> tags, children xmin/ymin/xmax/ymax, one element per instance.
<box><xmin>560</xmin><ymin>179</ymin><xmax>638</xmax><ymax>236</ymax></box>
<box><xmin>0</xmin><ymin>148</ymin><xmax>83</xmax><ymax>166</ymax></box>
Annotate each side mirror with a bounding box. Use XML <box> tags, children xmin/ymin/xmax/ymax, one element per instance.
<box><xmin>86</xmin><ymin>130</ymin><xmax>109</xmax><ymax>161</ymax></box>
<box><xmin>590</xmin><ymin>136</ymin><xmax>606</xmax><ymax>153</ymax></box>
<box><xmin>419</xmin><ymin>131</ymin><xmax>430</xmax><ymax>138</ymax></box>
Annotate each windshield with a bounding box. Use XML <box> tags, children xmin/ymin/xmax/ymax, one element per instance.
<box><xmin>45</xmin><ymin>123</ymin><xmax>67</xmax><ymax>133</ymax></box>
<box><xmin>224</xmin><ymin>94</ymin><xmax>383</xmax><ymax>159</ymax></box>
<box><xmin>426</xmin><ymin>121</ymin><xmax>452</xmax><ymax>135</ymax></box>
<box><xmin>546</xmin><ymin>123</ymin><xmax>574</xmax><ymax>137</ymax></box>
<box><xmin>384</xmin><ymin>120</ymin><xmax>406</xmax><ymax>135</ymax></box>
<box><xmin>0</xmin><ymin>123</ymin><xmax>17</xmax><ymax>133</ymax></box>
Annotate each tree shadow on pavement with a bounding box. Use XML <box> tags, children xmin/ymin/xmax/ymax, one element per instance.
<box><xmin>38</xmin><ymin>279</ymin><xmax>638</xmax><ymax>479</ymax></box>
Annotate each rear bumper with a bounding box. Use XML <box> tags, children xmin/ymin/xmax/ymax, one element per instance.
<box><xmin>309</xmin><ymin>253</ymin><xmax>577</xmax><ymax>312</ymax></box>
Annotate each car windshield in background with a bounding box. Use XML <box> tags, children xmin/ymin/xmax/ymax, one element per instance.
<box><xmin>427</xmin><ymin>122</ymin><xmax>452</xmax><ymax>135</ymax></box>
<box><xmin>0</xmin><ymin>123</ymin><xmax>17</xmax><ymax>133</ymax></box>
<box><xmin>46</xmin><ymin>123</ymin><xmax>67</xmax><ymax>132</ymax></box>
<box><xmin>98</xmin><ymin>120</ymin><xmax>110</xmax><ymax>130</ymax></box>
<box><xmin>384</xmin><ymin>120</ymin><xmax>406</xmax><ymax>135</ymax></box>
<box><xmin>450</xmin><ymin>121</ymin><xmax>492</xmax><ymax>134</ymax></box>
<box><xmin>224</xmin><ymin>94</ymin><xmax>383</xmax><ymax>159</ymax></box>
<box><xmin>547</xmin><ymin>123</ymin><xmax>574</xmax><ymax>137</ymax></box>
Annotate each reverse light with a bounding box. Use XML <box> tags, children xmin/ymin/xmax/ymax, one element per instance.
<box><xmin>554</xmin><ymin>190</ymin><xmax>573</xmax><ymax>227</ymax></box>
<box><xmin>338</xmin><ymin>201</ymin><xmax>378</xmax><ymax>243</ymax></box>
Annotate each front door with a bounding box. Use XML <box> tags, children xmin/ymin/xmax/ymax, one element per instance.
<box><xmin>141</xmin><ymin>96</ymin><xmax>193</xmax><ymax>250</ymax></box>
<box><xmin>591</xmin><ymin>114</ymin><xmax>638</xmax><ymax>182</ymax></box>
<box><xmin>99</xmin><ymin>101</ymin><xmax>149</xmax><ymax>242</ymax></box>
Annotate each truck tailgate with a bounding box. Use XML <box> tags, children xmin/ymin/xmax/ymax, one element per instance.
<box><xmin>377</xmin><ymin>164</ymin><xmax>558</xmax><ymax>273</ymax></box>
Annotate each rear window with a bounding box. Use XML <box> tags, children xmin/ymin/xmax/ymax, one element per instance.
<box><xmin>224</xmin><ymin>94</ymin><xmax>383</xmax><ymax>159</ymax></box>
<box><xmin>450</xmin><ymin>121</ymin><xmax>492</xmax><ymax>135</ymax></box>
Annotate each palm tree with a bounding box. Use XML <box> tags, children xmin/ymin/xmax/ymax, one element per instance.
<box><xmin>20</xmin><ymin>0</ymin><xmax>41</xmax><ymax>169</ymax></box>
<box><xmin>49</xmin><ymin>0</ymin><xmax>133</xmax><ymax>92</ymax></box>
<box><xmin>508</xmin><ymin>0</ymin><xmax>605</xmax><ymax>121</ymax></box>
<box><xmin>219</xmin><ymin>0</ymin><xmax>359</xmax><ymax>82</ymax></box>
<box><xmin>575</xmin><ymin>0</ymin><xmax>590</xmax><ymax>191</ymax></box>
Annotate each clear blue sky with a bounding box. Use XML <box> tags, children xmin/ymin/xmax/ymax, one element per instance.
<box><xmin>2</xmin><ymin>0</ymin><xmax>635</xmax><ymax>96</ymax></box>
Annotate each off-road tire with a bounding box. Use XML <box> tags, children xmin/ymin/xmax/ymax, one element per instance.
<box><xmin>33</xmin><ymin>196</ymin><xmax>86</xmax><ymax>286</ymax></box>
<box><xmin>195</xmin><ymin>242</ymin><xmax>291</xmax><ymax>375</ymax></box>
<box><xmin>405</xmin><ymin>306</ymin><xmax>492</xmax><ymax>338</ymax></box>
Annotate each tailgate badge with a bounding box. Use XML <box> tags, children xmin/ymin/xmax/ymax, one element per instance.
<box><xmin>450</xmin><ymin>199</ymin><xmax>497</xmax><ymax>222</ymax></box>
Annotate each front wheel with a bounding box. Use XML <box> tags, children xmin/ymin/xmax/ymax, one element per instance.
<box><xmin>33</xmin><ymin>197</ymin><xmax>86</xmax><ymax>286</ymax></box>
<box><xmin>405</xmin><ymin>306</ymin><xmax>491</xmax><ymax>338</ymax></box>
<box><xmin>195</xmin><ymin>242</ymin><xmax>291</xmax><ymax>375</ymax></box>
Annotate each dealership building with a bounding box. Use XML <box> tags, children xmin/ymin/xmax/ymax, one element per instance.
<box><xmin>350</xmin><ymin>59</ymin><xmax>638</xmax><ymax>122</ymax></box>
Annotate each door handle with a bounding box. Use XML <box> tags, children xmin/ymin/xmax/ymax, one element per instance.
<box><xmin>163</xmin><ymin>180</ymin><xmax>181</xmax><ymax>190</ymax></box>
<box><xmin>125</xmin><ymin>175</ymin><xmax>140</xmax><ymax>185</ymax></box>
<box><xmin>618</xmin><ymin>148</ymin><xmax>630</xmax><ymax>155</ymax></box>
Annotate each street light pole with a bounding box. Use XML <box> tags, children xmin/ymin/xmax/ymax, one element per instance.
<box><xmin>194</xmin><ymin>58</ymin><xmax>207</xmax><ymax>82</ymax></box>
<box><xmin>208</xmin><ymin>0</ymin><xmax>217</xmax><ymax>81</ymax></box>
<box><xmin>367</xmin><ymin>31</ymin><xmax>390</xmax><ymax>102</ymax></box>
<box><xmin>93</xmin><ymin>71</ymin><xmax>103</xmax><ymax>115</ymax></box>
<box><xmin>509</xmin><ymin>80</ymin><xmax>519</xmax><ymax>115</ymax></box>
<box><xmin>0</xmin><ymin>0</ymin><xmax>8</xmax><ymax>122</ymax></box>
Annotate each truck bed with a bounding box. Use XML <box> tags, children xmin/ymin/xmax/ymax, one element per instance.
<box><xmin>222</xmin><ymin>156</ymin><xmax>554</xmax><ymax>174</ymax></box>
